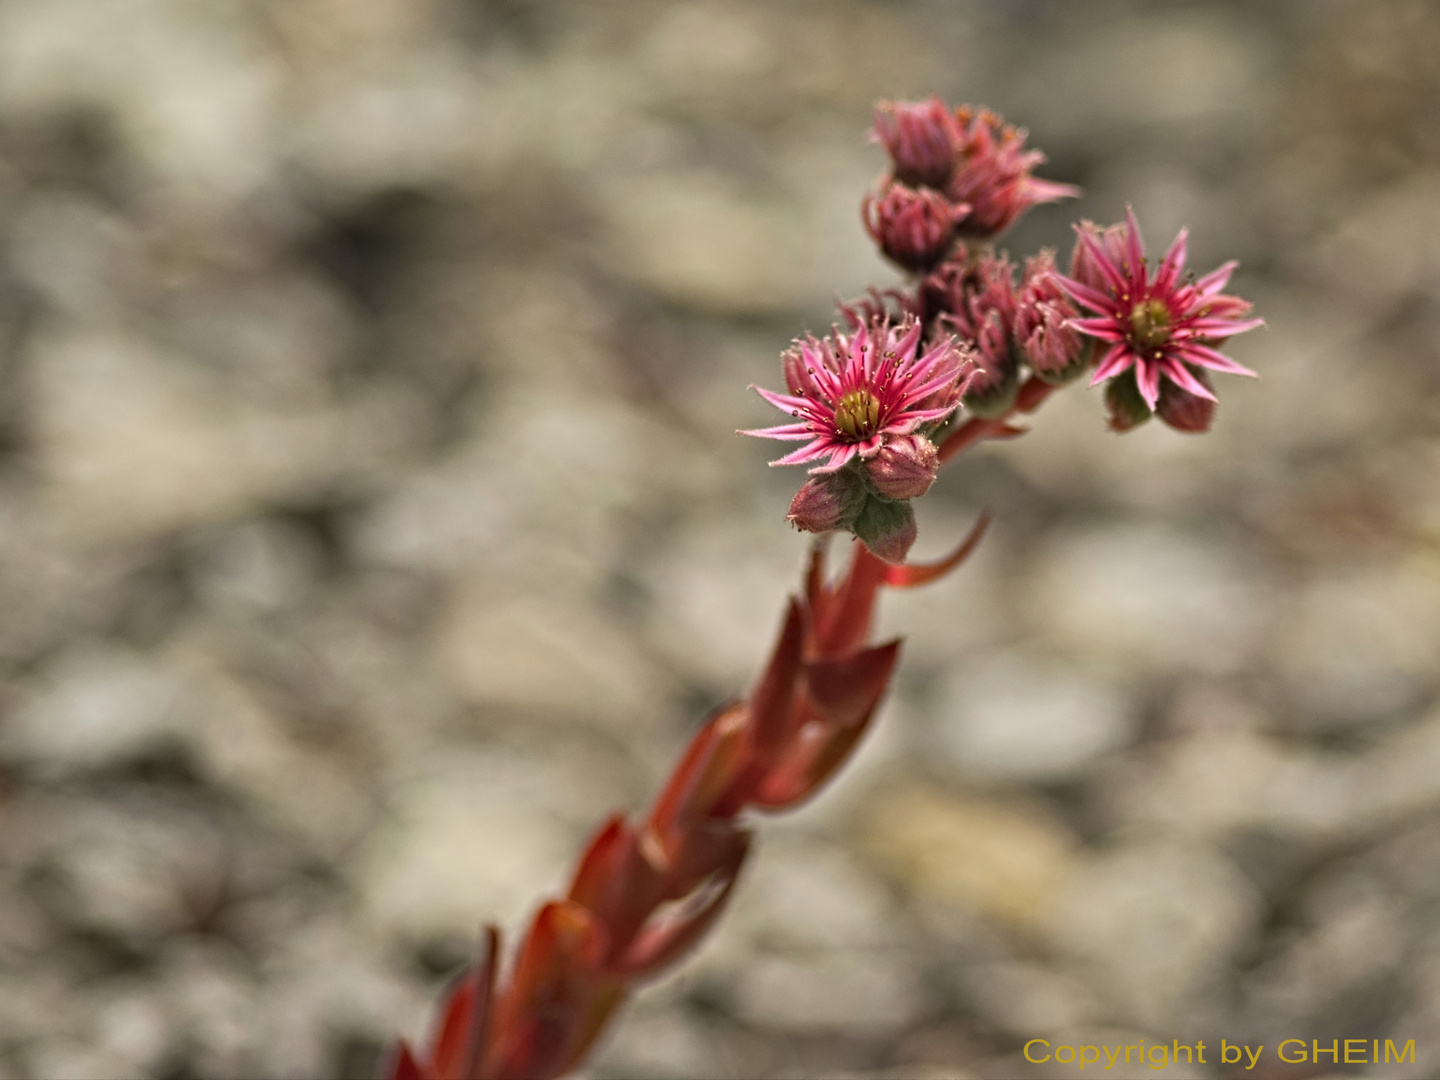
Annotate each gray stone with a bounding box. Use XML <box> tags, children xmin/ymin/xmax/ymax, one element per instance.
<box><xmin>934</xmin><ymin>652</ymin><xmax>1137</xmax><ymax>782</ymax></box>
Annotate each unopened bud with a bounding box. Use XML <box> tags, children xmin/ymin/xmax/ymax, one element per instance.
<box><xmin>958</xmin><ymin>309</ymin><xmax>1019</xmax><ymax>419</ymax></box>
<box><xmin>1070</xmin><ymin>220</ymin><xmax>1131</xmax><ymax>293</ymax></box>
<box><xmin>863</xmin><ymin>183</ymin><xmax>965</xmax><ymax>272</ymax></box>
<box><xmin>1156</xmin><ymin>368</ymin><xmax>1216</xmax><ymax>433</ymax></box>
<box><xmin>1014</xmin><ymin>252</ymin><xmax>1090</xmax><ymax>383</ymax></box>
<box><xmin>865</xmin><ymin>435</ymin><xmax>939</xmax><ymax>500</ymax></box>
<box><xmin>1103</xmin><ymin>369</ymin><xmax>1153</xmax><ymax>433</ymax></box>
<box><xmin>851</xmin><ymin>495</ymin><xmax>918</xmax><ymax>565</ymax></box>
<box><xmin>947</xmin><ymin>106</ymin><xmax>1079</xmax><ymax>239</ymax></box>
<box><xmin>1021</xmin><ymin>311</ymin><xmax>1092</xmax><ymax>384</ymax></box>
<box><xmin>787</xmin><ymin>471</ymin><xmax>866</xmax><ymax>533</ymax></box>
<box><xmin>871</xmin><ymin>97</ymin><xmax>962</xmax><ymax>190</ymax></box>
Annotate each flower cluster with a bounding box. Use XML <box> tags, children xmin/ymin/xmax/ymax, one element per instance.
<box><xmin>747</xmin><ymin>100</ymin><xmax>1262</xmax><ymax>562</ymax></box>
<box><xmin>864</xmin><ymin>97</ymin><xmax>1078</xmax><ymax>271</ymax></box>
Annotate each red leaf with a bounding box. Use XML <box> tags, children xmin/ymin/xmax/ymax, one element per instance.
<box><xmin>384</xmin><ymin>1041</ymin><xmax>429</xmax><ymax>1080</ymax></box>
<box><xmin>486</xmin><ymin>902</ymin><xmax>609</xmax><ymax>1080</ymax></box>
<box><xmin>804</xmin><ymin>640</ymin><xmax>901</xmax><ymax>728</ymax></box>
<box><xmin>617</xmin><ymin>828</ymin><xmax>751</xmax><ymax>978</ymax></box>
<box><xmin>647</xmin><ymin>703</ymin><xmax>749</xmax><ymax>848</ymax></box>
<box><xmin>746</xmin><ymin>597</ymin><xmax>806</xmax><ymax>761</ymax></box>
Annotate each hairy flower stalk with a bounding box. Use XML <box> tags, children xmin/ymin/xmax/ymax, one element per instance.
<box><xmin>387</xmin><ymin>98</ymin><xmax>1260</xmax><ymax>1080</ymax></box>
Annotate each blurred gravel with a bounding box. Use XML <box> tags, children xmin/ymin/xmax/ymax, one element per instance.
<box><xmin>0</xmin><ymin>1</ymin><xmax>1437</xmax><ymax>1077</ymax></box>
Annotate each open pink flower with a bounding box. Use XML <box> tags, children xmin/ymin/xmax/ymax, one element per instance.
<box><xmin>1052</xmin><ymin>207</ymin><xmax>1264</xmax><ymax>411</ymax></box>
<box><xmin>741</xmin><ymin>318</ymin><xmax>970</xmax><ymax>474</ymax></box>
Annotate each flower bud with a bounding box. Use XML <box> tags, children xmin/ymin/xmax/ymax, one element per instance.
<box><xmin>1014</xmin><ymin>251</ymin><xmax>1090</xmax><ymax>383</ymax></box>
<box><xmin>871</xmin><ymin>97</ymin><xmax>962</xmax><ymax>190</ymax></box>
<box><xmin>1103</xmin><ymin>369</ymin><xmax>1153</xmax><ymax>433</ymax></box>
<box><xmin>956</xmin><ymin>309</ymin><xmax>1019</xmax><ymax>419</ymax></box>
<box><xmin>1156</xmin><ymin>367</ymin><xmax>1216</xmax><ymax>433</ymax></box>
<box><xmin>851</xmin><ymin>495</ymin><xmax>918</xmax><ymax>565</ymax></box>
<box><xmin>865</xmin><ymin>435</ymin><xmax>939</xmax><ymax>500</ymax></box>
<box><xmin>1069</xmin><ymin>220</ymin><xmax>1131</xmax><ymax>292</ymax></box>
<box><xmin>786</xmin><ymin>470</ymin><xmax>866</xmax><ymax>533</ymax></box>
<box><xmin>863</xmin><ymin>183</ymin><xmax>965</xmax><ymax>272</ymax></box>
<box><xmin>947</xmin><ymin>107</ymin><xmax>1079</xmax><ymax>238</ymax></box>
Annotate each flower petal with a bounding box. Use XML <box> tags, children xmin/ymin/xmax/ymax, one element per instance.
<box><xmin>1134</xmin><ymin>358</ymin><xmax>1162</xmax><ymax>410</ymax></box>
<box><xmin>1123</xmin><ymin>206</ymin><xmax>1148</xmax><ymax>293</ymax></box>
<box><xmin>752</xmin><ymin>385</ymin><xmax>811</xmax><ymax>414</ymax></box>
<box><xmin>1089</xmin><ymin>342</ymin><xmax>1135</xmax><ymax>384</ymax></box>
<box><xmin>1050</xmin><ymin>272</ymin><xmax>1123</xmax><ymax>316</ymax></box>
<box><xmin>1154</xmin><ymin>227</ymin><xmax>1189</xmax><ymax>293</ymax></box>
<box><xmin>1159</xmin><ymin>358</ymin><xmax>1217</xmax><ymax>401</ymax></box>
<box><xmin>738</xmin><ymin>423</ymin><xmax>819</xmax><ymax>441</ymax></box>
<box><xmin>1068</xmin><ymin>316</ymin><xmax>1127</xmax><ymax>342</ymax></box>
<box><xmin>1173</xmin><ymin>342</ymin><xmax>1257</xmax><ymax>377</ymax></box>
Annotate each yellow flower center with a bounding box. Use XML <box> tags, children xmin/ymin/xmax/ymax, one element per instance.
<box><xmin>834</xmin><ymin>389</ymin><xmax>882</xmax><ymax>439</ymax></box>
<box><xmin>1129</xmin><ymin>298</ymin><xmax>1172</xmax><ymax>348</ymax></box>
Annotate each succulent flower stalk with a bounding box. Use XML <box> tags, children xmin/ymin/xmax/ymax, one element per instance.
<box><xmin>389</xmin><ymin>95</ymin><xmax>1261</xmax><ymax>1080</ymax></box>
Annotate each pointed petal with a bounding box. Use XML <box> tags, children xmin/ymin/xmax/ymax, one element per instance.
<box><xmin>1134</xmin><ymin>359</ymin><xmax>1161</xmax><ymax>409</ymax></box>
<box><xmin>807</xmin><ymin>444</ymin><xmax>859</xmax><ymax>473</ymax></box>
<box><xmin>752</xmin><ymin>385</ymin><xmax>811</xmax><ymax>414</ymax></box>
<box><xmin>1089</xmin><ymin>342</ymin><xmax>1135</xmax><ymax>384</ymax></box>
<box><xmin>738</xmin><ymin>423</ymin><xmax>817</xmax><ymax>440</ymax></box>
<box><xmin>1068</xmin><ymin>316</ymin><xmax>1127</xmax><ymax>342</ymax></box>
<box><xmin>1159</xmin><ymin>358</ymin><xmax>1217</xmax><ymax>401</ymax></box>
<box><xmin>771</xmin><ymin>441</ymin><xmax>835</xmax><ymax>467</ymax></box>
<box><xmin>1174</xmin><ymin>342</ymin><xmax>1258</xmax><ymax>377</ymax></box>
<box><xmin>1022</xmin><ymin>178</ymin><xmax>1082</xmax><ymax>203</ymax></box>
<box><xmin>888</xmin><ymin>405</ymin><xmax>959</xmax><ymax>428</ymax></box>
<box><xmin>1154</xmin><ymin>227</ymin><xmax>1188</xmax><ymax>293</ymax></box>
<box><xmin>1075</xmin><ymin>226</ymin><xmax>1128</xmax><ymax>294</ymax></box>
<box><xmin>1123</xmin><ymin>205</ymin><xmax>1148</xmax><ymax>292</ymax></box>
<box><xmin>1050</xmin><ymin>271</ymin><xmax>1122</xmax><ymax>315</ymax></box>
<box><xmin>1177</xmin><ymin>316</ymin><xmax>1265</xmax><ymax>338</ymax></box>
<box><xmin>1195</xmin><ymin>260</ymin><xmax>1238</xmax><ymax>296</ymax></box>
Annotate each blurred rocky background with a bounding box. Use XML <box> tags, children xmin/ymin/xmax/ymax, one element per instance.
<box><xmin>0</xmin><ymin>0</ymin><xmax>1436</xmax><ymax>1077</ymax></box>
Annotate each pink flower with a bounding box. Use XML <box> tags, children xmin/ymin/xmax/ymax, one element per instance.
<box><xmin>741</xmin><ymin>318</ymin><xmax>971</xmax><ymax>474</ymax></box>
<box><xmin>947</xmin><ymin>107</ymin><xmax>1080</xmax><ymax>238</ymax></box>
<box><xmin>1052</xmin><ymin>207</ymin><xmax>1264</xmax><ymax>411</ymax></box>
<box><xmin>871</xmin><ymin>97</ymin><xmax>964</xmax><ymax>190</ymax></box>
<box><xmin>863</xmin><ymin>181</ymin><xmax>968</xmax><ymax>271</ymax></box>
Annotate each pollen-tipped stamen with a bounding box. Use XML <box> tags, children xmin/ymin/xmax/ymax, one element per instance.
<box><xmin>1129</xmin><ymin>298</ymin><xmax>1172</xmax><ymax>348</ymax></box>
<box><xmin>834</xmin><ymin>389</ymin><xmax>882</xmax><ymax>439</ymax></box>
